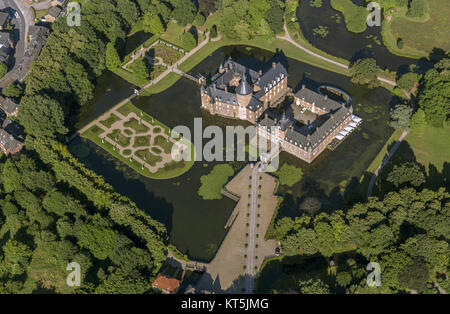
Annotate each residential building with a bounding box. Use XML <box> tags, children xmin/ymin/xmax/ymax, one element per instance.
<box><xmin>0</xmin><ymin>12</ymin><xmax>10</xmax><ymax>30</ymax></box>
<box><xmin>152</xmin><ymin>273</ymin><xmax>181</xmax><ymax>294</ymax></box>
<box><xmin>44</xmin><ymin>6</ymin><xmax>62</xmax><ymax>23</ymax></box>
<box><xmin>0</xmin><ymin>96</ymin><xmax>18</xmax><ymax>116</ymax></box>
<box><xmin>201</xmin><ymin>58</ymin><xmax>289</xmax><ymax>124</ymax></box>
<box><xmin>0</xmin><ymin>128</ymin><xmax>23</xmax><ymax>156</ymax></box>
<box><xmin>0</xmin><ymin>30</ymin><xmax>13</xmax><ymax>64</ymax></box>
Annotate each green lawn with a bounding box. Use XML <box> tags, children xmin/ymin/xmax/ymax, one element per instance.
<box><xmin>124</xmin><ymin>117</ymin><xmax>150</xmax><ymax>134</ymax></box>
<box><xmin>133</xmin><ymin>135</ymin><xmax>151</xmax><ymax>148</ymax></box>
<box><xmin>107</xmin><ymin>129</ymin><xmax>131</xmax><ymax>147</ymax></box>
<box><xmin>330</xmin><ymin>0</ymin><xmax>368</xmax><ymax>33</ymax></box>
<box><xmin>99</xmin><ymin>113</ymin><xmax>121</xmax><ymax>128</ymax></box>
<box><xmin>383</xmin><ymin>0</ymin><xmax>450</xmax><ymax>58</ymax></box>
<box><xmin>135</xmin><ymin>149</ymin><xmax>163</xmax><ymax>166</ymax></box>
<box><xmin>160</xmin><ymin>22</ymin><xmax>189</xmax><ymax>49</ymax></box>
<box><xmin>402</xmin><ymin>125</ymin><xmax>450</xmax><ymax>173</ymax></box>
<box><xmin>154</xmin><ymin>135</ymin><xmax>173</xmax><ymax>154</ymax></box>
<box><xmin>364</xmin><ymin>129</ymin><xmax>402</xmax><ymax>175</ymax></box>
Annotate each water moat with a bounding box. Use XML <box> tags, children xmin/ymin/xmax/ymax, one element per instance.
<box><xmin>70</xmin><ymin>45</ymin><xmax>398</xmax><ymax>261</ymax></box>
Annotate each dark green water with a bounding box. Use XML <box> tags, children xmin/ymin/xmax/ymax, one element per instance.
<box><xmin>71</xmin><ymin>45</ymin><xmax>397</xmax><ymax>261</ymax></box>
<box><xmin>296</xmin><ymin>0</ymin><xmax>432</xmax><ymax>72</ymax></box>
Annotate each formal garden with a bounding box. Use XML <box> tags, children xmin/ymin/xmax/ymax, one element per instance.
<box><xmin>82</xmin><ymin>102</ymin><xmax>195</xmax><ymax>179</ymax></box>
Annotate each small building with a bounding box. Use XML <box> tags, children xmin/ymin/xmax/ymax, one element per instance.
<box><xmin>0</xmin><ymin>12</ymin><xmax>10</xmax><ymax>30</ymax></box>
<box><xmin>0</xmin><ymin>128</ymin><xmax>23</xmax><ymax>156</ymax></box>
<box><xmin>151</xmin><ymin>273</ymin><xmax>180</xmax><ymax>294</ymax></box>
<box><xmin>44</xmin><ymin>6</ymin><xmax>62</xmax><ymax>23</ymax></box>
<box><xmin>0</xmin><ymin>96</ymin><xmax>19</xmax><ymax>116</ymax></box>
<box><xmin>28</xmin><ymin>25</ymin><xmax>50</xmax><ymax>43</ymax></box>
<box><xmin>0</xmin><ymin>31</ymin><xmax>13</xmax><ymax>64</ymax></box>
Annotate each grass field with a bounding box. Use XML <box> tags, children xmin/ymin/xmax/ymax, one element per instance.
<box><xmin>364</xmin><ymin>129</ymin><xmax>402</xmax><ymax>175</ymax></box>
<box><xmin>383</xmin><ymin>0</ymin><xmax>450</xmax><ymax>58</ymax></box>
<box><xmin>401</xmin><ymin>125</ymin><xmax>450</xmax><ymax>173</ymax></box>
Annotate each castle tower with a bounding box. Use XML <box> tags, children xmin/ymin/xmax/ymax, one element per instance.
<box><xmin>236</xmin><ymin>74</ymin><xmax>253</xmax><ymax>107</ymax></box>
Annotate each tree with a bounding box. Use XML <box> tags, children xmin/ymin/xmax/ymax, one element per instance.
<box><xmin>300</xmin><ymin>197</ymin><xmax>322</xmax><ymax>216</ymax></box>
<box><xmin>0</xmin><ymin>62</ymin><xmax>7</xmax><ymax>78</ymax></box>
<box><xmin>172</xmin><ymin>0</ymin><xmax>197</xmax><ymax>26</ymax></box>
<box><xmin>416</xmin><ymin>58</ymin><xmax>450</xmax><ymax>127</ymax></box>
<box><xmin>299</xmin><ymin>278</ymin><xmax>330</xmax><ymax>294</ymax></box>
<box><xmin>1</xmin><ymin>240</ymin><xmax>32</xmax><ymax>276</ymax></box>
<box><xmin>410</xmin><ymin>109</ymin><xmax>426</xmax><ymax>134</ymax></box>
<box><xmin>265</xmin><ymin>5</ymin><xmax>284</xmax><ymax>34</ymax></box>
<box><xmin>276</xmin><ymin>164</ymin><xmax>303</xmax><ymax>187</ymax></box>
<box><xmin>2</xmin><ymin>83</ymin><xmax>23</xmax><ymax>99</ymax></box>
<box><xmin>131</xmin><ymin>59</ymin><xmax>149</xmax><ymax>81</ymax></box>
<box><xmin>258</xmin><ymin>18</ymin><xmax>275</xmax><ymax>40</ymax></box>
<box><xmin>398</xmin><ymin>259</ymin><xmax>430</xmax><ymax>292</ymax></box>
<box><xmin>19</xmin><ymin>94</ymin><xmax>68</xmax><ymax>138</ymax></box>
<box><xmin>105</xmin><ymin>42</ymin><xmax>121</xmax><ymax>70</ymax></box>
<box><xmin>179</xmin><ymin>31</ymin><xmax>197</xmax><ymax>51</ymax></box>
<box><xmin>350</xmin><ymin>58</ymin><xmax>380</xmax><ymax>88</ymax></box>
<box><xmin>142</xmin><ymin>12</ymin><xmax>165</xmax><ymax>35</ymax></box>
<box><xmin>386</xmin><ymin>161</ymin><xmax>425</xmax><ymax>188</ymax></box>
<box><xmin>193</xmin><ymin>13</ymin><xmax>206</xmax><ymax>26</ymax></box>
<box><xmin>406</xmin><ymin>0</ymin><xmax>429</xmax><ymax>18</ymax></box>
<box><xmin>78</xmin><ymin>214</ymin><xmax>116</xmax><ymax>260</ymax></box>
<box><xmin>397</xmin><ymin>72</ymin><xmax>418</xmax><ymax>92</ymax></box>
<box><xmin>210</xmin><ymin>24</ymin><xmax>218</xmax><ymax>38</ymax></box>
<box><xmin>336</xmin><ymin>271</ymin><xmax>352</xmax><ymax>287</ymax></box>
<box><xmin>389</xmin><ymin>104</ymin><xmax>413</xmax><ymax>130</ymax></box>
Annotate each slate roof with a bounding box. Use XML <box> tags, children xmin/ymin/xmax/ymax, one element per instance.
<box><xmin>259</xmin><ymin>102</ymin><xmax>352</xmax><ymax>149</ymax></box>
<box><xmin>47</xmin><ymin>6</ymin><xmax>62</xmax><ymax>18</ymax></box>
<box><xmin>0</xmin><ymin>96</ymin><xmax>18</xmax><ymax>116</ymax></box>
<box><xmin>236</xmin><ymin>74</ymin><xmax>252</xmax><ymax>95</ymax></box>
<box><xmin>256</xmin><ymin>63</ymin><xmax>288</xmax><ymax>94</ymax></box>
<box><xmin>0</xmin><ymin>12</ymin><xmax>9</xmax><ymax>27</ymax></box>
<box><xmin>0</xmin><ymin>128</ymin><xmax>22</xmax><ymax>155</ymax></box>
<box><xmin>295</xmin><ymin>88</ymin><xmax>342</xmax><ymax>112</ymax></box>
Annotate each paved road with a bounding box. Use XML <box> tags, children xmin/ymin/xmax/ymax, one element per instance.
<box><xmin>367</xmin><ymin>130</ymin><xmax>409</xmax><ymax>197</ymax></box>
<box><xmin>245</xmin><ymin>162</ymin><xmax>260</xmax><ymax>293</ymax></box>
<box><xmin>278</xmin><ymin>24</ymin><xmax>397</xmax><ymax>87</ymax></box>
<box><xmin>0</xmin><ymin>0</ymin><xmax>34</xmax><ymax>88</ymax></box>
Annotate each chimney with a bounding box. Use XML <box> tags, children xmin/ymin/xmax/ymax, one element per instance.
<box><xmin>324</xmin><ymin>94</ymin><xmax>328</xmax><ymax>100</ymax></box>
<box><xmin>274</xmin><ymin>117</ymin><xmax>278</xmax><ymax>124</ymax></box>
<box><xmin>265</xmin><ymin>112</ymin><xmax>268</xmax><ymax>119</ymax></box>
<box><xmin>302</xmin><ymin>84</ymin><xmax>305</xmax><ymax>89</ymax></box>
<box><xmin>307</xmin><ymin>134</ymin><xmax>311</xmax><ymax>141</ymax></box>
<box><xmin>259</xmin><ymin>69</ymin><xmax>263</xmax><ymax>76</ymax></box>
<box><xmin>330</xmin><ymin>113</ymin><xmax>334</xmax><ymax>119</ymax></box>
<box><xmin>272</xmin><ymin>62</ymin><xmax>276</xmax><ymax>69</ymax></box>
<box><xmin>290</xmin><ymin>125</ymin><xmax>293</xmax><ymax>131</ymax></box>
<box><xmin>225</xmin><ymin>85</ymin><xmax>228</xmax><ymax>92</ymax></box>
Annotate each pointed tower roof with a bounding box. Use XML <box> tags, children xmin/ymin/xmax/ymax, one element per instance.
<box><xmin>236</xmin><ymin>74</ymin><xmax>252</xmax><ymax>96</ymax></box>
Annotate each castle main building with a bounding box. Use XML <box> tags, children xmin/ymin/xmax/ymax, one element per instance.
<box><xmin>200</xmin><ymin>58</ymin><xmax>357</xmax><ymax>164</ymax></box>
<box><xmin>200</xmin><ymin>58</ymin><xmax>289</xmax><ymax>123</ymax></box>
<box><xmin>258</xmin><ymin>85</ymin><xmax>354</xmax><ymax>163</ymax></box>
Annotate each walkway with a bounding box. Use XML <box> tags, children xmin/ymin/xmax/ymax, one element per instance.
<box><xmin>245</xmin><ymin>162</ymin><xmax>261</xmax><ymax>293</ymax></box>
<box><xmin>367</xmin><ymin>130</ymin><xmax>409</xmax><ymax>197</ymax></box>
<box><xmin>277</xmin><ymin>24</ymin><xmax>397</xmax><ymax>87</ymax></box>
